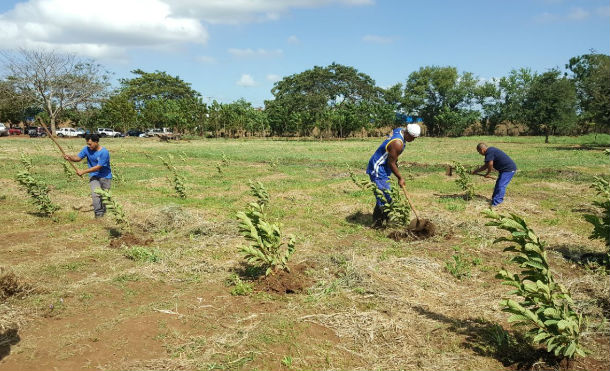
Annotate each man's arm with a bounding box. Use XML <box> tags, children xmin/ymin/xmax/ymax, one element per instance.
<box><xmin>63</xmin><ymin>154</ymin><xmax>83</xmax><ymax>162</ymax></box>
<box><xmin>77</xmin><ymin>165</ymin><xmax>102</xmax><ymax>177</ymax></box>
<box><xmin>387</xmin><ymin>140</ymin><xmax>405</xmax><ymax>188</ymax></box>
<box><xmin>472</xmin><ymin>161</ymin><xmax>494</xmax><ymax>177</ymax></box>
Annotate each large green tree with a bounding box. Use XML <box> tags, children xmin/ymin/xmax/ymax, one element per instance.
<box><xmin>566</xmin><ymin>52</ymin><xmax>610</xmax><ymax>132</ymax></box>
<box><xmin>118</xmin><ymin>69</ymin><xmax>204</xmax><ymax>132</ymax></box>
<box><xmin>99</xmin><ymin>93</ymin><xmax>138</xmax><ymax>133</ymax></box>
<box><xmin>403</xmin><ymin>66</ymin><xmax>479</xmax><ymax>136</ymax></box>
<box><xmin>523</xmin><ymin>69</ymin><xmax>578</xmax><ymax>143</ymax></box>
<box><xmin>265</xmin><ymin>63</ymin><xmax>381</xmax><ymax>137</ymax></box>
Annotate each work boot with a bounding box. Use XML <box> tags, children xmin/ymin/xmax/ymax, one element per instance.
<box><xmin>372</xmin><ymin>205</ymin><xmax>385</xmax><ymax>229</ymax></box>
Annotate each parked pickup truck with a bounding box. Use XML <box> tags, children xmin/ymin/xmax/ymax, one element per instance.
<box><xmin>97</xmin><ymin>128</ymin><xmax>123</xmax><ymax>137</ymax></box>
<box><xmin>56</xmin><ymin>127</ymin><xmax>80</xmax><ymax>137</ymax></box>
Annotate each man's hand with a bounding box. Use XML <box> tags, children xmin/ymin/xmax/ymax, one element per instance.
<box><xmin>76</xmin><ymin>169</ymin><xmax>85</xmax><ymax>176</ymax></box>
<box><xmin>398</xmin><ymin>177</ymin><xmax>405</xmax><ymax>188</ymax></box>
<box><xmin>63</xmin><ymin>154</ymin><xmax>71</xmax><ymax>161</ymax></box>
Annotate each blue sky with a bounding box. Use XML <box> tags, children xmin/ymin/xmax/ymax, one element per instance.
<box><xmin>0</xmin><ymin>0</ymin><xmax>608</xmax><ymax>106</ymax></box>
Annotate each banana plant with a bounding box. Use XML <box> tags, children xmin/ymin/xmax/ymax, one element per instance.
<box><xmin>484</xmin><ymin>209</ymin><xmax>587</xmax><ymax>359</ymax></box>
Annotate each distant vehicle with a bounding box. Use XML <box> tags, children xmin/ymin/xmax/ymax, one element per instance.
<box><xmin>56</xmin><ymin>127</ymin><xmax>79</xmax><ymax>137</ymax></box>
<box><xmin>8</xmin><ymin>127</ymin><xmax>22</xmax><ymax>135</ymax></box>
<box><xmin>27</xmin><ymin>127</ymin><xmax>47</xmax><ymax>138</ymax></box>
<box><xmin>126</xmin><ymin>129</ymin><xmax>144</xmax><ymax>137</ymax></box>
<box><xmin>144</xmin><ymin>127</ymin><xmax>173</xmax><ymax>137</ymax></box>
<box><xmin>0</xmin><ymin>123</ymin><xmax>7</xmax><ymax>137</ymax></box>
<box><xmin>75</xmin><ymin>128</ymin><xmax>88</xmax><ymax>137</ymax></box>
<box><xmin>97</xmin><ymin>128</ymin><xmax>123</xmax><ymax>137</ymax></box>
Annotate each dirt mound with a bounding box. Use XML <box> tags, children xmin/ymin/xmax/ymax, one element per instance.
<box><xmin>0</xmin><ymin>268</ymin><xmax>30</xmax><ymax>301</ymax></box>
<box><xmin>257</xmin><ymin>263</ymin><xmax>313</xmax><ymax>294</ymax></box>
<box><xmin>109</xmin><ymin>233</ymin><xmax>153</xmax><ymax>249</ymax></box>
<box><xmin>388</xmin><ymin>219</ymin><xmax>436</xmax><ymax>241</ymax></box>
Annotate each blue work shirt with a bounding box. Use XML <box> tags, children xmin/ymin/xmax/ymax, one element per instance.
<box><xmin>78</xmin><ymin>146</ymin><xmax>112</xmax><ymax>179</ymax></box>
<box><xmin>485</xmin><ymin>147</ymin><xmax>516</xmax><ymax>172</ymax></box>
<box><xmin>366</xmin><ymin>128</ymin><xmax>406</xmax><ymax>179</ymax></box>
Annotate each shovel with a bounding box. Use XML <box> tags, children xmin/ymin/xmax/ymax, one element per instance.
<box><xmin>400</xmin><ymin>184</ymin><xmax>436</xmax><ymax>236</ymax></box>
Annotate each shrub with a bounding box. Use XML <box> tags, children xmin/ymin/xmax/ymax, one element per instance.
<box><xmin>453</xmin><ymin>161</ymin><xmax>475</xmax><ymax>200</ymax></box>
<box><xmin>94</xmin><ymin>188</ymin><xmax>130</xmax><ymax>230</ymax></box>
<box><xmin>484</xmin><ymin>209</ymin><xmax>587</xmax><ymax>359</ymax></box>
<box><xmin>248</xmin><ymin>179</ymin><xmax>269</xmax><ymax>206</ymax></box>
<box><xmin>226</xmin><ymin>274</ymin><xmax>253</xmax><ymax>296</ymax></box>
<box><xmin>584</xmin><ymin>176</ymin><xmax>610</xmax><ymax>251</ymax></box>
<box><xmin>15</xmin><ymin>170</ymin><xmax>59</xmax><ymax>216</ymax></box>
<box><xmin>124</xmin><ymin>246</ymin><xmax>160</xmax><ymax>263</ymax></box>
<box><xmin>445</xmin><ymin>246</ymin><xmax>472</xmax><ymax>279</ymax></box>
<box><xmin>20</xmin><ymin>152</ymin><xmax>32</xmax><ymax>172</ymax></box>
<box><xmin>237</xmin><ymin>181</ymin><xmax>295</xmax><ymax>276</ymax></box>
<box><xmin>159</xmin><ymin>155</ymin><xmax>187</xmax><ymax>199</ymax></box>
<box><xmin>348</xmin><ymin>167</ymin><xmax>410</xmax><ymax>227</ymax></box>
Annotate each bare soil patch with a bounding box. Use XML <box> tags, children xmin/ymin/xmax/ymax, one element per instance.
<box><xmin>256</xmin><ymin>263</ymin><xmax>313</xmax><ymax>294</ymax></box>
<box><xmin>388</xmin><ymin>218</ymin><xmax>436</xmax><ymax>241</ymax></box>
<box><xmin>108</xmin><ymin>233</ymin><xmax>153</xmax><ymax>249</ymax></box>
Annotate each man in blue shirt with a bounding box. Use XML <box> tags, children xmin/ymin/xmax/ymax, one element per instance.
<box><xmin>366</xmin><ymin>123</ymin><xmax>421</xmax><ymax>227</ymax></box>
<box><xmin>63</xmin><ymin>134</ymin><xmax>113</xmax><ymax>218</ymax></box>
<box><xmin>472</xmin><ymin>143</ymin><xmax>517</xmax><ymax>207</ymax></box>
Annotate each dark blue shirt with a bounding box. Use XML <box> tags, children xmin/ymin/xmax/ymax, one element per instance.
<box><xmin>484</xmin><ymin>147</ymin><xmax>516</xmax><ymax>172</ymax></box>
<box><xmin>78</xmin><ymin>146</ymin><xmax>112</xmax><ymax>179</ymax></box>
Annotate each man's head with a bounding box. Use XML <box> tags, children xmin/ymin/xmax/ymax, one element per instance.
<box><xmin>404</xmin><ymin>123</ymin><xmax>421</xmax><ymax>142</ymax></box>
<box><xmin>84</xmin><ymin>134</ymin><xmax>101</xmax><ymax>150</ymax></box>
<box><xmin>476</xmin><ymin>142</ymin><xmax>488</xmax><ymax>155</ymax></box>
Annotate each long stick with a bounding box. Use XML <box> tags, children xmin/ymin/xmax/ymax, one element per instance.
<box><xmin>400</xmin><ymin>184</ymin><xmax>420</xmax><ymax>221</ymax></box>
<box><xmin>37</xmin><ymin>118</ymin><xmax>83</xmax><ymax>178</ymax></box>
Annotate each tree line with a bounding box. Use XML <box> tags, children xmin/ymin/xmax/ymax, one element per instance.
<box><xmin>1</xmin><ymin>48</ymin><xmax>608</xmax><ymax>140</ymax></box>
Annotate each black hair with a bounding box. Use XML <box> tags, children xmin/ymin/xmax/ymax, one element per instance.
<box><xmin>85</xmin><ymin>134</ymin><xmax>100</xmax><ymax>142</ymax></box>
<box><xmin>476</xmin><ymin>143</ymin><xmax>487</xmax><ymax>151</ymax></box>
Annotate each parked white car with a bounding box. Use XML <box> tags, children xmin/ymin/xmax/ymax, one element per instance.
<box><xmin>56</xmin><ymin>127</ymin><xmax>80</xmax><ymax>137</ymax></box>
<box><xmin>97</xmin><ymin>128</ymin><xmax>122</xmax><ymax>137</ymax></box>
<box><xmin>0</xmin><ymin>123</ymin><xmax>7</xmax><ymax>137</ymax></box>
<box><xmin>144</xmin><ymin>127</ymin><xmax>173</xmax><ymax>137</ymax></box>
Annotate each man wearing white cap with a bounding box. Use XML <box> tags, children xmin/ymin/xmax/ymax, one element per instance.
<box><xmin>366</xmin><ymin>124</ymin><xmax>421</xmax><ymax>227</ymax></box>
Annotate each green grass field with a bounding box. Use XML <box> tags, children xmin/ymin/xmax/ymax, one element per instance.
<box><xmin>0</xmin><ymin>134</ymin><xmax>608</xmax><ymax>370</ymax></box>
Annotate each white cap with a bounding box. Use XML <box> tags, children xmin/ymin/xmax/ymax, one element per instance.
<box><xmin>406</xmin><ymin>123</ymin><xmax>421</xmax><ymax>138</ymax></box>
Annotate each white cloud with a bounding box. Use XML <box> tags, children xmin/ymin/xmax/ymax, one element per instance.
<box><xmin>170</xmin><ymin>0</ymin><xmax>374</xmax><ymax>24</ymax></box>
<box><xmin>236</xmin><ymin>74</ymin><xmax>256</xmax><ymax>87</ymax></box>
<box><xmin>566</xmin><ymin>7</ymin><xmax>589</xmax><ymax>21</ymax></box>
<box><xmin>0</xmin><ymin>0</ymin><xmax>373</xmax><ymax>60</ymax></box>
<box><xmin>534</xmin><ymin>6</ymin><xmax>600</xmax><ymax>23</ymax></box>
<box><xmin>362</xmin><ymin>34</ymin><xmax>394</xmax><ymax>44</ymax></box>
<box><xmin>287</xmin><ymin>35</ymin><xmax>300</xmax><ymax>44</ymax></box>
<box><xmin>266</xmin><ymin>74</ymin><xmax>281</xmax><ymax>82</ymax></box>
<box><xmin>0</xmin><ymin>0</ymin><xmax>207</xmax><ymax>60</ymax></box>
<box><xmin>196</xmin><ymin>55</ymin><xmax>216</xmax><ymax>63</ymax></box>
<box><xmin>228</xmin><ymin>48</ymin><xmax>283</xmax><ymax>57</ymax></box>
<box><xmin>596</xmin><ymin>6</ymin><xmax>610</xmax><ymax>17</ymax></box>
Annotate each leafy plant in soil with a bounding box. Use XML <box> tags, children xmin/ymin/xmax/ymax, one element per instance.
<box><xmin>453</xmin><ymin>161</ymin><xmax>475</xmax><ymax>200</ymax></box>
<box><xmin>484</xmin><ymin>209</ymin><xmax>588</xmax><ymax>360</ymax></box>
<box><xmin>237</xmin><ymin>181</ymin><xmax>295</xmax><ymax>276</ymax></box>
<box><xmin>584</xmin><ymin>176</ymin><xmax>610</xmax><ymax>260</ymax></box>
<box><xmin>94</xmin><ymin>188</ymin><xmax>130</xmax><ymax>231</ymax></box>
<box><xmin>15</xmin><ymin>169</ymin><xmax>59</xmax><ymax>216</ymax></box>
<box><xmin>159</xmin><ymin>154</ymin><xmax>187</xmax><ymax>198</ymax></box>
<box><xmin>348</xmin><ymin>167</ymin><xmax>410</xmax><ymax>227</ymax></box>
<box><xmin>20</xmin><ymin>152</ymin><xmax>33</xmax><ymax>172</ymax></box>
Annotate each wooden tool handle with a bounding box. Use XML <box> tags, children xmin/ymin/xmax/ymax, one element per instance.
<box><xmin>400</xmin><ymin>184</ymin><xmax>419</xmax><ymax>221</ymax></box>
<box><xmin>38</xmin><ymin>118</ymin><xmax>83</xmax><ymax>178</ymax></box>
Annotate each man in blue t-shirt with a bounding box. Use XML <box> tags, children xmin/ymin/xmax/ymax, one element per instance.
<box><xmin>63</xmin><ymin>134</ymin><xmax>113</xmax><ymax>218</ymax></box>
<box><xmin>472</xmin><ymin>143</ymin><xmax>517</xmax><ymax>207</ymax></box>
